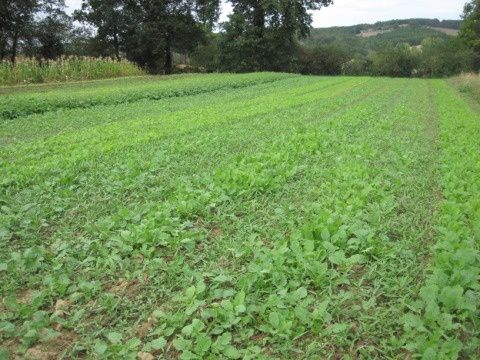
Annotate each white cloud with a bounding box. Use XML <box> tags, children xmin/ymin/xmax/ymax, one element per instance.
<box><xmin>65</xmin><ymin>0</ymin><xmax>466</xmax><ymax>27</ymax></box>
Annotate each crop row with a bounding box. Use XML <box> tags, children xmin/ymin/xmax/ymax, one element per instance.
<box><xmin>402</xmin><ymin>82</ymin><xmax>480</xmax><ymax>359</ymax></box>
<box><xmin>0</xmin><ymin>73</ymin><xmax>293</xmax><ymax>120</ymax></box>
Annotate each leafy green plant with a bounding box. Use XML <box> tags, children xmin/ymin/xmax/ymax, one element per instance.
<box><xmin>1</xmin><ymin>73</ymin><xmax>478</xmax><ymax>358</ymax></box>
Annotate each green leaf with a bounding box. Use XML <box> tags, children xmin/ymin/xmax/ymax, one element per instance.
<box><xmin>328</xmin><ymin>250</ymin><xmax>346</xmax><ymax>265</ymax></box>
<box><xmin>194</xmin><ymin>334</ymin><xmax>212</xmax><ymax>355</ymax></box>
<box><xmin>126</xmin><ymin>337</ymin><xmax>141</xmax><ymax>349</ymax></box>
<box><xmin>185</xmin><ymin>286</ymin><xmax>196</xmax><ymax>299</ymax></box>
<box><xmin>321</xmin><ymin>228</ymin><xmax>330</xmax><ymax>241</ymax></box>
<box><xmin>292</xmin><ymin>287</ymin><xmax>308</xmax><ymax>301</ymax></box>
<box><xmin>329</xmin><ymin>323</ymin><xmax>349</xmax><ymax>334</ymax></box>
<box><xmin>173</xmin><ymin>336</ymin><xmax>192</xmax><ymax>351</ymax></box>
<box><xmin>94</xmin><ymin>340</ymin><xmax>108</xmax><ymax>355</ymax></box>
<box><xmin>0</xmin><ymin>348</ymin><xmax>9</xmax><ymax>360</ymax></box>
<box><xmin>151</xmin><ymin>337</ymin><xmax>167</xmax><ymax>350</ymax></box>
<box><xmin>422</xmin><ymin>347</ymin><xmax>437</xmax><ymax>360</ymax></box>
<box><xmin>107</xmin><ymin>331</ymin><xmax>122</xmax><ymax>344</ymax></box>
<box><xmin>269</xmin><ymin>312</ymin><xmax>280</xmax><ymax>328</ymax></box>
<box><xmin>223</xmin><ymin>345</ymin><xmax>241</xmax><ymax>359</ymax></box>
<box><xmin>0</xmin><ymin>321</ymin><xmax>15</xmax><ymax>334</ymax></box>
<box><xmin>439</xmin><ymin>286</ymin><xmax>464</xmax><ymax>311</ymax></box>
<box><xmin>213</xmin><ymin>332</ymin><xmax>232</xmax><ymax>350</ymax></box>
<box><xmin>304</xmin><ymin>240</ymin><xmax>315</xmax><ymax>253</ymax></box>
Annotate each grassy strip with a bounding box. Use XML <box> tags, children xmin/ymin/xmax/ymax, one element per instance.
<box><xmin>0</xmin><ymin>73</ymin><xmax>294</xmax><ymax>120</ymax></box>
<box><xmin>402</xmin><ymin>81</ymin><xmax>480</xmax><ymax>358</ymax></box>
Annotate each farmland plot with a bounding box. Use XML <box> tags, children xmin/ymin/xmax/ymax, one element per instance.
<box><xmin>0</xmin><ymin>73</ymin><xmax>479</xmax><ymax>359</ymax></box>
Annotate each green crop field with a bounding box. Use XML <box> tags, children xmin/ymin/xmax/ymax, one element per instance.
<box><xmin>1</xmin><ymin>73</ymin><xmax>479</xmax><ymax>359</ymax></box>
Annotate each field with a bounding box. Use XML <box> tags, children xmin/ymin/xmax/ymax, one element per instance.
<box><xmin>0</xmin><ymin>73</ymin><xmax>479</xmax><ymax>359</ymax></box>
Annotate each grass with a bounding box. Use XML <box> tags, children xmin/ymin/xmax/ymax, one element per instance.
<box><xmin>0</xmin><ymin>73</ymin><xmax>479</xmax><ymax>359</ymax></box>
<box><xmin>0</xmin><ymin>57</ymin><xmax>145</xmax><ymax>86</ymax></box>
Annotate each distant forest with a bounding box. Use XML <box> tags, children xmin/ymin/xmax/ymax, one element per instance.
<box><xmin>1</xmin><ymin>0</ymin><xmax>479</xmax><ymax>78</ymax></box>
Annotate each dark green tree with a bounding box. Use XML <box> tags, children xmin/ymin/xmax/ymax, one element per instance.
<box><xmin>0</xmin><ymin>0</ymin><xmax>70</xmax><ymax>62</ymax></box>
<box><xmin>129</xmin><ymin>0</ymin><xmax>220</xmax><ymax>74</ymax></box>
<box><xmin>371</xmin><ymin>44</ymin><xmax>420</xmax><ymax>77</ymax></box>
<box><xmin>0</xmin><ymin>0</ymin><xmax>39</xmax><ymax>63</ymax></box>
<box><xmin>460</xmin><ymin>0</ymin><xmax>480</xmax><ymax>68</ymax></box>
<box><xmin>419</xmin><ymin>37</ymin><xmax>473</xmax><ymax>77</ymax></box>
<box><xmin>74</xmin><ymin>0</ymin><xmax>126</xmax><ymax>60</ymax></box>
<box><xmin>218</xmin><ymin>0</ymin><xmax>333</xmax><ymax>72</ymax></box>
<box><xmin>35</xmin><ymin>1</ymin><xmax>72</xmax><ymax>59</ymax></box>
<box><xmin>297</xmin><ymin>44</ymin><xmax>350</xmax><ymax>75</ymax></box>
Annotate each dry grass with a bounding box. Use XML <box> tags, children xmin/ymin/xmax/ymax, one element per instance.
<box><xmin>450</xmin><ymin>72</ymin><xmax>480</xmax><ymax>99</ymax></box>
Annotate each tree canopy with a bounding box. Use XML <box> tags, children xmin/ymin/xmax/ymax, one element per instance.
<box><xmin>218</xmin><ymin>0</ymin><xmax>333</xmax><ymax>72</ymax></box>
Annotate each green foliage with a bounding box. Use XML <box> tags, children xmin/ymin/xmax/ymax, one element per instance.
<box><xmin>370</xmin><ymin>44</ymin><xmax>420</xmax><ymax>77</ymax></box>
<box><xmin>419</xmin><ymin>37</ymin><xmax>474</xmax><ymax>77</ymax></box>
<box><xmin>1</xmin><ymin>0</ymin><xmax>72</xmax><ymax>63</ymax></box>
<box><xmin>75</xmin><ymin>0</ymin><xmax>220</xmax><ymax>74</ymax></box>
<box><xmin>218</xmin><ymin>0</ymin><xmax>332</xmax><ymax>72</ymax></box>
<box><xmin>402</xmin><ymin>81</ymin><xmax>480</xmax><ymax>359</ymax></box>
<box><xmin>1</xmin><ymin>73</ymin><xmax>479</xmax><ymax>359</ymax></box>
<box><xmin>297</xmin><ymin>44</ymin><xmax>350</xmax><ymax>75</ymax></box>
<box><xmin>0</xmin><ymin>72</ymin><xmax>288</xmax><ymax>118</ymax></box>
<box><xmin>460</xmin><ymin>0</ymin><xmax>480</xmax><ymax>56</ymax></box>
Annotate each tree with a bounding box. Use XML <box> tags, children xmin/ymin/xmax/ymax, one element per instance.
<box><xmin>123</xmin><ymin>0</ymin><xmax>220</xmax><ymax>74</ymax></box>
<box><xmin>1</xmin><ymin>0</ymin><xmax>39</xmax><ymax>64</ymax></box>
<box><xmin>371</xmin><ymin>44</ymin><xmax>420</xmax><ymax>77</ymax></box>
<box><xmin>75</xmin><ymin>0</ymin><xmax>219</xmax><ymax>74</ymax></box>
<box><xmin>297</xmin><ymin>44</ymin><xmax>350</xmax><ymax>75</ymax></box>
<box><xmin>218</xmin><ymin>0</ymin><xmax>333</xmax><ymax>72</ymax></box>
<box><xmin>35</xmin><ymin>1</ymin><xmax>72</xmax><ymax>59</ymax></box>
<box><xmin>74</xmin><ymin>0</ymin><xmax>126</xmax><ymax>60</ymax></box>
<box><xmin>0</xmin><ymin>0</ymin><xmax>70</xmax><ymax>63</ymax></box>
<box><xmin>460</xmin><ymin>0</ymin><xmax>480</xmax><ymax>68</ymax></box>
<box><xmin>419</xmin><ymin>37</ymin><xmax>473</xmax><ymax>77</ymax></box>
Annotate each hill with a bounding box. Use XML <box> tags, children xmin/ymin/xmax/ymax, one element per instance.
<box><xmin>305</xmin><ymin>18</ymin><xmax>462</xmax><ymax>54</ymax></box>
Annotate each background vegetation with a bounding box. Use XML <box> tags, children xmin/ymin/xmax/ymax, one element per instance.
<box><xmin>0</xmin><ymin>56</ymin><xmax>144</xmax><ymax>85</ymax></box>
<box><xmin>1</xmin><ymin>1</ymin><xmax>479</xmax><ymax>81</ymax></box>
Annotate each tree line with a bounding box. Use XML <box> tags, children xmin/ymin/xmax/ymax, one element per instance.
<box><xmin>1</xmin><ymin>0</ymin><xmax>480</xmax><ymax>78</ymax></box>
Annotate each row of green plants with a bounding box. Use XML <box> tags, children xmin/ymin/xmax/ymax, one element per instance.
<box><xmin>0</xmin><ymin>72</ymin><xmax>291</xmax><ymax>120</ymax></box>
<box><xmin>0</xmin><ymin>57</ymin><xmax>145</xmax><ymax>86</ymax></box>
<box><xmin>402</xmin><ymin>82</ymin><xmax>480</xmax><ymax>358</ymax></box>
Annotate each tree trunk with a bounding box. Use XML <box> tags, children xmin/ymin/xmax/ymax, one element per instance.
<box><xmin>253</xmin><ymin>2</ymin><xmax>265</xmax><ymax>37</ymax></box>
<box><xmin>113</xmin><ymin>27</ymin><xmax>121</xmax><ymax>60</ymax></box>
<box><xmin>113</xmin><ymin>33</ymin><xmax>120</xmax><ymax>60</ymax></box>
<box><xmin>0</xmin><ymin>35</ymin><xmax>7</xmax><ymax>61</ymax></box>
<box><xmin>164</xmin><ymin>33</ymin><xmax>173</xmax><ymax>74</ymax></box>
<box><xmin>11</xmin><ymin>30</ymin><xmax>19</xmax><ymax>65</ymax></box>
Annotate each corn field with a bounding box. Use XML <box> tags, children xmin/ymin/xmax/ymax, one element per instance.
<box><xmin>0</xmin><ymin>57</ymin><xmax>145</xmax><ymax>86</ymax></box>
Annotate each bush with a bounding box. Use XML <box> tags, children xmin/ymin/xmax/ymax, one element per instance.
<box><xmin>418</xmin><ymin>37</ymin><xmax>474</xmax><ymax>77</ymax></box>
<box><xmin>297</xmin><ymin>45</ymin><xmax>350</xmax><ymax>75</ymax></box>
<box><xmin>370</xmin><ymin>44</ymin><xmax>421</xmax><ymax>77</ymax></box>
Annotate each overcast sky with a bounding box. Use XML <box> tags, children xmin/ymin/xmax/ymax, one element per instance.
<box><xmin>65</xmin><ymin>0</ymin><xmax>466</xmax><ymax>28</ymax></box>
